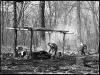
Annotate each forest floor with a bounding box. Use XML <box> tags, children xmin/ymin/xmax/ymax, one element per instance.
<box><xmin>1</xmin><ymin>53</ymin><xmax>99</xmax><ymax>74</ymax></box>
<box><xmin>1</xmin><ymin>45</ymin><xmax>99</xmax><ymax>74</ymax></box>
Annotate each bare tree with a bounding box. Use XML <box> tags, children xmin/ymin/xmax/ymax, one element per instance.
<box><xmin>91</xmin><ymin>1</ymin><xmax>99</xmax><ymax>53</ymax></box>
<box><xmin>87</xmin><ymin>1</ymin><xmax>99</xmax><ymax>53</ymax></box>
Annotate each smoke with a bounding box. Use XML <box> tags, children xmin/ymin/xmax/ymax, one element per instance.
<box><xmin>45</xmin><ymin>23</ymin><xmax>76</xmax><ymax>50</ymax></box>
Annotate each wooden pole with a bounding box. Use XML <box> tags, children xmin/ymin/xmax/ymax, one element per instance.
<box><xmin>62</xmin><ymin>32</ymin><xmax>66</xmax><ymax>57</ymax></box>
<box><xmin>48</xmin><ymin>33</ymin><xmax>50</xmax><ymax>43</ymax></box>
<box><xmin>30</xmin><ymin>29</ymin><xmax>33</xmax><ymax>59</ymax></box>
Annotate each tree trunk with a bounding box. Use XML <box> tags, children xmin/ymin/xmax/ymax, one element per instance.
<box><xmin>0</xmin><ymin>0</ymin><xmax>1</xmax><ymax>55</ymax></box>
<box><xmin>30</xmin><ymin>29</ymin><xmax>33</xmax><ymax>59</ymax></box>
<box><xmin>77</xmin><ymin>1</ymin><xmax>82</xmax><ymax>44</ymax></box>
<box><xmin>64</xmin><ymin>5</ymin><xmax>67</xmax><ymax>25</ymax></box>
<box><xmin>48</xmin><ymin>1</ymin><xmax>51</xmax><ymax>42</ymax></box>
<box><xmin>6</xmin><ymin>4</ymin><xmax>10</xmax><ymax>46</ymax></box>
<box><xmin>54</xmin><ymin>1</ymin><xmax>58</xmax><ymax>44</ymax></box>
<box><xmin>39</xmin><ymin>1</ymin><xmax>45</xmax><ymax>39</ymax></box>
<box><xmin>35</xmin><ymin>20</ymin><xmax>38</xmax><ymax>51</ymax></box>
<box><xmin>54</xmin><ymin>2</ymin><xmax>57</xmax><ymax>27</ymax></box>
<box><xmin>39</xmin><ymin>1</ymin><xmax>46</xmax><ymax>50</ymax></box>
<box><xmin>1</xmin><ymin>1</ymin><xmax>4</xmax><ymax>45</ymax></box>
<box><xmin>48</xmin><ymin>1</ymin><xmax>51</xmax><ymax>28</ymax></box>
<box><xmin>35</xmin><ymin>20</ymin><xmax>37</xmax><ymax>46</ymax></box>
<box><xmin>91</xmin><ymin>1</ymin><xmax>99</xmax><ymax>53</ymax></box>
<box><xmin>13</xmin><ymin>1</ymin><xmax>18</xmax><ymax>57</ymax></box>
<box><xmin>21</xmin><ymin>2</ymin><xmax>26</xmax><ymax>46</ymax></box>
<box><xmin>84</xmin><ymin>15</ymin><xmax>91</xmax><ymax>53</ymax></box>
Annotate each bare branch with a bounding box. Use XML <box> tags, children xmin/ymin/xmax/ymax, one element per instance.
<box><xmin>61</xmin><ymin>1</ymin><xmax>70</xmax><ymax>6</ymax></box>
<box><xmin>17</xmin><ymin>2</ymin><xmax>24</xmax><ymax>25</ymax></box>
<box><xmin>87</xmin><ymin>1</ymin><xmax>92</xmax><ymax>10</ymax></box>
<box><xmin>66</xmin><ymin>1</ymin><xmax>83</xmax><ymax>18</ymax></box>
<box><xmin>24</xmin><ymin>2</ymin><xmax>30</xmax><ymax>11</ymax></box>
<box><xmin>17</xmin><ymin>1</ymin><xmax>31</xmax><ymax>25</ymax></box>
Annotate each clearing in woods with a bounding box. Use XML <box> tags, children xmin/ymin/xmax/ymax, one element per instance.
<box><xmin>1</xmin><ymin>47</ymin><xmax>99</xmax><ymax>74</ymax></box>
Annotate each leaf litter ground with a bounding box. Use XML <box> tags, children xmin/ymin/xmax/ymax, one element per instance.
<box><xmin>1</xmin><ymin>53</ymin><xmax>99</xmax><ymax>74</ymax></box>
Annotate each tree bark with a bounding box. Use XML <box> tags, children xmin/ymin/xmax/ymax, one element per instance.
<box><xmin>30</xmin><ymin>29</ymin><xmax>33</xmax><ymax>59</ymax></box>
<box><xmin>48</xmin><ymin>1</ymin><xmax>51</xmax><ymax>42</ymax></box>
<box><xmin>64</xmin><ymin>4</ymin><xmax>67</xmax><ymax>25</ymax></box>
<box><xmin>39</xmin><ymin>1</ymin><xmax>46</xmax><ymax>50</ymax></box>
<box><xmin>77</xmin><ymin>1</ymin><xmax>82</xmax><ymax>44</ymax></box>
<box><xmin>54</xmin><ymin>1</ymin><xmax>57</xmax><ymax>27</ymax></box>
<box><xmin>39</xmin><ymin>1</ymin><xmax>45</xmax><ymax>39</ymax></box>
<box><xmin>48</xmin><ymin>1</ymin><xmax>51</xmax><ymax>28</ymax></box>
<box><xmin>85</xmin><ymin>16</ymin><xmax>91</xmax><ymax>53</ymax></box>
<box><xmin>1</xmin><ymin>1</ymin><xmax>4</xmax><ymax>45</ymax></box>
<box><xmin>13</xmin><ymin>1</ymin><xmax>18</xmax><ymax>57</ymax></box>
<box><xmin>35</xmin><ymin>20</ymin><xmax>38</xmax><ymax>51</ymax></box>
<box><xmin>91</xmin><ymin>1</ymin><xmax>99</xmax><ymax>53</ymax></box>
<box><xmin>0</xmin><ymin>1</ymin><xmax>1</xmax><ymax>51</ymax></box>
<box><xmin>21</xmin><ymin>2</ymin><xmax>26</xmax><ymax>46</ymax></box>
<box><xmin>6</xmin><ymin>3</ymin><xmax>10</xmax><ymax>46</ymax></box>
